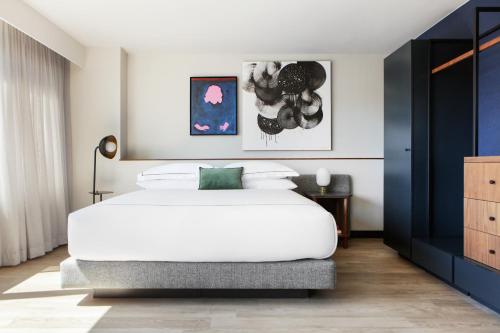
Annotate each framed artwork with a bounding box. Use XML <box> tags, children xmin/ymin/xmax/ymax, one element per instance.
<box><xmin>241</xmin><ymin>61</ymin><xmax>331</xmax><ymax>150</ymax></box>
<box><xmin>190</xmin><ymin>76</ymin><xmax>237</xmax><ymax>135</ymax></box>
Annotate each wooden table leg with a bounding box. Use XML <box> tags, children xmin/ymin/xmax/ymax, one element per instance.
<box><xmin>335</xmin><ymin>199</ymin><xmax>341</xmax><ymax>244</ymax></box>
<box><xmin>343</xmin><ymin>197</ymin><xmax>349</xmax><ymax>248</ymax></box>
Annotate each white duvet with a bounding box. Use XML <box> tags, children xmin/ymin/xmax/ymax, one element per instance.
<box><xmin>68</xmin><ymin>189</ymin><xmax>337</xmax><ymax>262</ymax></box>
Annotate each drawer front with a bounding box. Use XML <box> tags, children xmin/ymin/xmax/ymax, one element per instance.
<box><xmin>464</xmin><ymin>228</ymin><xmax>499</xmax><ymax>269</ymax></box>
<box><xmin>464</xmin><ymin>198</ymin><xmax>500</xmax><ymax>236</ymax></box>
<box><xmin>464</xmin><ymin>163</ymin><xmax>500</xmax><ymax>202</ymax></box>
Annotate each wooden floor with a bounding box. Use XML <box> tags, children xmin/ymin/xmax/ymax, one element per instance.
<box><xmin>0</xmin><ymin>239</ymin><xmax>498</xmax><ymax>332</ymax></box>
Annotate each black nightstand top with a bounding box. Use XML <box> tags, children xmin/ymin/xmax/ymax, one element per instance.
<box><xmin>89</xmin><ymin>190</ymin><xmax>114</xmax><ymax>195</ymax></box>
<box><xmin>302</xmin><ymin>191</ymin><xmax>352</xmax><ymax>199</ymax></box>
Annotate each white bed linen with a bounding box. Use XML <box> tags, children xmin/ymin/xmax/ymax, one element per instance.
<box><xmin>68</xmin><ymin>189</ymin><xmax>337</xmax><ymax>262</ymax></box>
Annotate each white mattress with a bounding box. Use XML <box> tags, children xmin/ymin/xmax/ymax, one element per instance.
<box><xmin>68</xmin><ymin>189</ymin><xmax>337</xmax><ymax>262</ymax></box>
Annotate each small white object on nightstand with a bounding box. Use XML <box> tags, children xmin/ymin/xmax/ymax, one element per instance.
<box><xmin>316</xmin><ymin>168</ymin><xmax>331</xmax><ymax>194</ymax></box>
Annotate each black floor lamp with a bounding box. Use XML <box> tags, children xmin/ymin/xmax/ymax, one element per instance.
<box><xmin>92</xmin><ymin>135</ymin><xmax>117</xmax><ymax>204</ymax></box>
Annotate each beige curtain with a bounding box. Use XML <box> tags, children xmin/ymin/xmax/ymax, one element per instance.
<box><xmin>0</xmin><ymin>21</ymin><xmax>69</xmax><ymax>266</ymax></box>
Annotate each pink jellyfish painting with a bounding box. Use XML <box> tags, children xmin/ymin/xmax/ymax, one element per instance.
<box><xmin>190</xmin><ymin>77</ymin><xmax>237</xmax><ymax>135</ymax></box>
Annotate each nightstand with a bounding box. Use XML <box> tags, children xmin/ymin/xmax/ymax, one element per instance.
<box><xmin>303</xmin><ymin>191</ymin><xmax>352</xmax><ymax>249</ymax></box>
<box><xmin>89</xmin><ymin>190</ymin><xmax>113</xmax><ymax>203</ymax></box>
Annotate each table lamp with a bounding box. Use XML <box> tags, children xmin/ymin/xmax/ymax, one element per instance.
<box><xmin>316</xmin><ymin>168</ymin><xmax>331</xmax><ymax>194</ymax></box>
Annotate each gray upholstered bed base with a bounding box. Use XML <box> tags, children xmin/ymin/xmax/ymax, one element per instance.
<box><xmin>60</xmin><ymin>258</ymin><xmax>336</xmax><ymax>292</ymax></box>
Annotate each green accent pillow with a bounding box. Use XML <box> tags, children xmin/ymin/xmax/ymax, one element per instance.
<box><xmin>198</xmin><ymin>167</ymin><xmax>243</xmax><ymax>190</ymax></box>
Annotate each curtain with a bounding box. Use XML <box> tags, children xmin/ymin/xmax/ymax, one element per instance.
<box><xmin>0</xmin><ymin>21</ymin><xmax>69</xmax><ymax>266</ymax></box>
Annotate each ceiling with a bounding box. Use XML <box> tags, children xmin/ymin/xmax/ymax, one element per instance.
<box><xmin>23</xmin><ymin>0</ymin><xmax>467</xmax><ymax>54</ymax></box>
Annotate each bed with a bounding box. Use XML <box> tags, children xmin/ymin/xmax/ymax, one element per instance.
<box><xmin>61</xmin><ymin>184</ymin><xmax>337</xmax><ymax>293</ymax></box>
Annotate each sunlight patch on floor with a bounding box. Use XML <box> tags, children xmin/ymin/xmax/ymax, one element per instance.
<box><xmin>0</xmin><ymin>267</ymin><xmax>111</xmax><ymax>332</ymax></box>
<box><xmin>3</xmin><ymin>271</ymin><xmax>64</xmax><ymax>294</ymax></box>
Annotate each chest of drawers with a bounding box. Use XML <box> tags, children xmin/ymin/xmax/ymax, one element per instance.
<box><xmin>464</xmin><ymin>157</ymin><xmax>500</xmax><ymax>270</ymax></box>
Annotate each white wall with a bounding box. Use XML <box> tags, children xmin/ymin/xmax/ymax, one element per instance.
<box><xmin>69</xmin><ymin>48</ymin><xmax>122</xmax><ymax>209</ymax></box>
<box><xmin>70</xmin><ymin>48</ymin><xmax>384</xmax><ymax>231</ymax></box>
<box><xmin>126</xmin><ymin>52</ymin><xmax>383</xmax><ymax>159</ymax></box>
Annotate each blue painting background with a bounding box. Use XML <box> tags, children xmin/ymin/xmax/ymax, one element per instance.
<box><xmin>190</xmin><ymin>78</ymin><xmax>237</xmax><ymax>135</ymax></box>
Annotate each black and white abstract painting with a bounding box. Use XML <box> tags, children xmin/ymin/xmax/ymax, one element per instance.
<box><xmin>242</xmin><ymin>61</ymin><xmax>331</xmax><ymax>150</ymax></box>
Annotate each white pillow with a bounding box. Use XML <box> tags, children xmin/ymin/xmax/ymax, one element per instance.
<box><xmin>224</xmin><ymin>161</ymin><xmax>299</xmax><ymax>180</ymax></box>
<box><xmin>136</xmin><ymin>179</ymin><xmax>198</xmax><ymax>190</ymax></box>
<box><xmin>243</xmin><ymin>178</ymin><xmax>297</xmax><ymax>190</ymax></box>
<box><xmin>138</xmin><ymin>163</ymin><xmax>213</xmax><ymax>181</ymax></box>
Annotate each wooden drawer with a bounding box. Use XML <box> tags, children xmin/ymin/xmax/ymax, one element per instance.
<box><xmin>464</xmin><ymin>162</ymin><xmax>500</xmax><ymax>202</ymax></box>
<box><xmin>464</xmin><ymin>198</ymin><xmax>500</xmax><ymax>236</ymax></box>
<box><xmin>464</xmin><ymin>228</ymin><xmax>500</xmax><ymax>270</ymax></box>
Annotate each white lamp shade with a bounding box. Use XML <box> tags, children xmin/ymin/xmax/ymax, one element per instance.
<box><xmin>316</xmin><ymin>168</ymin><xmax>331</xmax><ymax>187</ymax></box>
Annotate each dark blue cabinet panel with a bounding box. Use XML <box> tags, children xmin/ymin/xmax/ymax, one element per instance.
<box><xmin>429</xmin><ymin>41</ymin><xmax>473</xmax><ymax>238</ymax></box>
<box><xmin>384</xmin><ymin>42</ymin><xmax>413</xmax><ymax>258</ymax></box>
<box><xmin>412</xmin><ymin>239</ymin><xmax>454</xmax><ymax>283</ymax></box>
<box><xmin>454</xmin><ymin>257</ymin><xmax>500</xmax><ymax>312</ymax></box>
<box><xmin>383</xmin><ymin>40</ymin><xmax>429</xmax><ymax>258</ymax></box>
